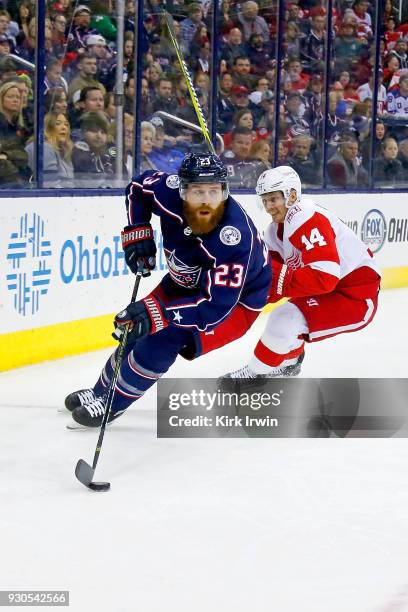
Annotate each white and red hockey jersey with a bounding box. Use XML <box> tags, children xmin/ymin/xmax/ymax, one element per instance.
<box><xmin>264</xmin><ymin>197</ymin><xmax>381</xmax><ymax>301</ymax></box>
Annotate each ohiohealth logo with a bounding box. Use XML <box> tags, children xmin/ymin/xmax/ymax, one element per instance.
<box><xmin>6</xmin><ymin>213</ymin><xmax>52</xmax><ymax>315</ymax></box>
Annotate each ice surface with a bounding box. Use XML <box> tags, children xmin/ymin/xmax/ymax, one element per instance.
<box><xmin>1</xmin><ymin>288</ymin><xmax>408</xmax><ymax>612</ymax></box>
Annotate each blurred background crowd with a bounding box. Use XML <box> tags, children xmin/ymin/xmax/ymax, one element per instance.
<box><xmin>0</xmin><ymin>0</ymin><xmax>407</xmax><ymax>189</ymax></box>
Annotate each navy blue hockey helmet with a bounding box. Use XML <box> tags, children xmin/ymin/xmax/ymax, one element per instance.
<box><xmin>178</xmin><ymin>152</ymin><xmax>229</xmax><ymax>200</ymax></box>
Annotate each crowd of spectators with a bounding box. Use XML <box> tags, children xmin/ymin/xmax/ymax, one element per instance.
<box><xmin>0</xmin><ymin>0</ymin><xmax>133</xmax><ymax>187</ymax></box>
<box><xmin>140</xmin><ymin>0</ymin><xmax>408</xmax><ymax>189</ymax></box>
<box><xmin>0</xmin><ymin>0</ymin><xmax>407</xmax><ymax>189</ymax></box>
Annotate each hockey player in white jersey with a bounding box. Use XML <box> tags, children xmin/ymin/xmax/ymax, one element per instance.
<box><xmin>223</xmin><ymin>166</ymin><xmax>381</xmax><ymax>380</ymax></box>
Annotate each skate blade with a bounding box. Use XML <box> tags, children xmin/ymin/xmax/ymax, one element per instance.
<box><xmin>66</xmin><ymin>421</ymin><xmax>90</xmax><ymax>430</ymax></box>
<box><xmin>58</xmin><ymin>406</ymin><xmax>72</xmax><ymax>414</ymax></box>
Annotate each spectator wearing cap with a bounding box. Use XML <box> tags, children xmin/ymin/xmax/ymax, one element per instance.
<box><xmin>283</xmin><ymin>91</ymin><xmax>310</xmax><ymax>137</ymax></box>
<box><xmin>285</xmin><ymin>133</ymin><xmax>320</xmax><ymax>185</ymax></box>
<box><xmin>67</xmin><ymin>53</ymin><xmax>106</xmax><ymax>103</ymax></box>
<box><xmin>180</xmin><ymin>3</ymin><xmax>205</xmax><ymax>47</ymax></box>
<box><xmin>72</xmin><ymin>110</ymin><xmax>119</xmax><ymax>186</ymax></box>
<box><xmin>373</xmin><ymin>136</ymin><xmax>403</xmax><ymax>185</ymax></box>
<box><xmin>231</xmin><ymin>55</ymin><xmax>257</xmax><ymax>90</ymax></box>
<box><xmin>85</xmin><ymin>33</ymin><xmax>114</xmax><ymax>87</ymax></box>
<box><xmin>254</xmin><ymin>90</ymin><xmax>276</xmax><ymax>134</ymax></box>
<box><xmin>229</xmin><ymin>84</ymin><xmax>260</xmax><ymax>116</ymax></box>
<box><xmin>220</xmin><ymin>126</ymin><xmax>268</xmax><ymax>188</ymax></box>
<box><xmin>303</xmin><ymin>74</ymin><xmax>324</xmax><ymax>124</ymax></box>
<box><xmin>9</xmin><ymin>74</ymin><xmax>33</xmax><ymax>137</ymax></box>
<box><xmin>70</xmin><ymin>85</ymin><xmax>108</xmax><ymax>134</ymax></box>
<box><xmin>389</xmin><ymin>38</ymin><xmax>408</xmax><ymax>70</ymax></box>
<box><xmin>26</xmin><ymin>111</ymin><xmax>74</xmax><ymax>188</ymax></box>
<box><xmin>67</xmin><ymin>5</ymin><xmax>98</xmax><ymax>55</ymax></box>
<box><xmin>0</xmin><ymin>57</ymin><xmax>17</xmax><ymax>84</ymax></box>
<box><xmin>45</xmin><ymin>58</ymin><xmax>68</xmax><ymax>94</ymax></box>
<box><xmin>145</xmin><ymin>115</ymin><xmax>185</xmax><ymax>174</ymax></box>
<box><xmin>386</xmin><ymin>72</ymin><xmax>408</xmax><ymax>120</ymax></box>
<box><xmin>220</xmin><ymin>28</ymin><xmax>247</xmax><ymax>67</ymax></box>
<box><xmin>236</xmin><ymin>1</ymin><xmax>269</xmax><ymax>44</ymax></box>
<box><xmin>0</xmin><ymin>33</ymin><xmax>12</xmax><ymax>56</ymax></box>
<box><xmin>327</xmin><ymin>131</ymin><xmax>368</xmax><ymax>188</ymax></box>
<box><xmin>334</xmin><ymin>17</ymin><xmax>369</xmax><ymax>75</ymax></box>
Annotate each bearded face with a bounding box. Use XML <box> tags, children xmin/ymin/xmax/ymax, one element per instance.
<box><xmin>183</xmin><ymin>183</ymin><xmax>225</xmax><ymax>234</ymax></box>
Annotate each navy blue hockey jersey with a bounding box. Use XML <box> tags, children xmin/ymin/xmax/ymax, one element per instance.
<box><xmin>125</xmin><ymin>170</ymin><xmax>271</xmax><ymax>332</ymax></box>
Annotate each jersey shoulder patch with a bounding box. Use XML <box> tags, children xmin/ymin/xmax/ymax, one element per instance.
<box><xmin>219</xmin><ymin>225</ymin><xmax>241</xmax><ymax>246</ymax></box>
<box><xmin>284</xmin><ymin>198</ymin><xmax>315</xmax><ymax>235</ymax></box>
<box><xmin>166</xmin><ymin>174</ymin><xmax>180</xmax><ymax>189</ymax></box>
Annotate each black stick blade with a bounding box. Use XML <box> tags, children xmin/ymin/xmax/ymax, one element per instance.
<box><xmin>89</xmin><ymin>482</ymin><xmax>111</xmax><ymax>492</ymax></box>
<box><xmin>75</xmin><ymin>459</ymin><xmax>94</xmax><ymax>487</ymax></box>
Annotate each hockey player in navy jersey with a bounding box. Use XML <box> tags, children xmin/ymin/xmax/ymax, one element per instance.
<box><xmin>65</xmin><ymin>152</ymin><xmax>271</xmax><ymax>427</ymax></box>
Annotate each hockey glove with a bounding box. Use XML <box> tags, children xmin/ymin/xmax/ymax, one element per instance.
<box><xmin>121</xmin><ymin>223</ymin><xmax>156</xmax><ymax>276</ymax></box>
<box><xmin>268</xmin><ymin>260</ymin><xmax>293</xmax><ymax>302</ymax></box>
<box><xmin>113</xmin><ymin>296</ymin><xmax>169</xmax><ymax>342</ymax></box>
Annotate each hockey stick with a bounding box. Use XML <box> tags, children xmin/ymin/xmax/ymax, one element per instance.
<box><xmin>75</xmin><ymin>262</ymin><xmax>144</xmax><ymax>491</ymax></box>
<box><xmin>163</xmin><ymin>11</ymin><xmax>216</xmax><ymax>154</ymax></box>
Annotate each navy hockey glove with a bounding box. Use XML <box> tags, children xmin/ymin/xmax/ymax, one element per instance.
<box><xmin>113</xmin><ymin>296</ymin><xmax>169</xmax><ymax>342</ymax></box>
<box><xmin>121</xmin><ymin>223</ymin><xmax>156</xmax><ymax>276</ymax></box>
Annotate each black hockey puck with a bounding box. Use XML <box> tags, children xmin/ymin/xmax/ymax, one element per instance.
<box><xmin>89</xmin><ymin>482</ymin><xmax>111</xmax><ymax>492</ymax></box>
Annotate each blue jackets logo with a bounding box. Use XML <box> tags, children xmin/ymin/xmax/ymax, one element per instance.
<box><xmin>6</xmin><ymin>213</ymin><xmax>52</xmax><ymax>316</ymax></box>
<box><xmin>361</xmin><ymin>209</ymin><xmax>387</xmax><ymax>253</ymax></box>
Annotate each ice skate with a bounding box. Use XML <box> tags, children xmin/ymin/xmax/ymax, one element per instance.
<box><xmin>67</xmin><ymin>396</ymin><xmax>125</xmax><ymax>429</ymax></box>
<box><xmin>63</xmin><ymin>388</ymin><xmax>97</xmax><ymax>413</ymax></box>
<box><xmin>218</xmin><ymin>353</ymin><xmax>304</xmax><ymax>392</ymax></box>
